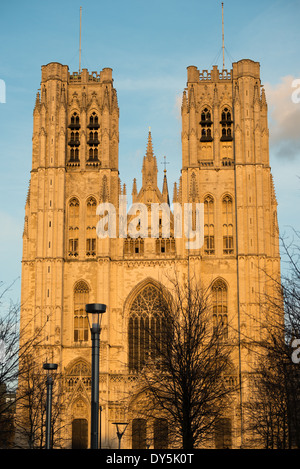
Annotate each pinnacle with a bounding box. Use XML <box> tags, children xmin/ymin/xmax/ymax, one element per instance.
<box><xmin>146</xmin><ymin>128</ymin><xmax>154</xmax><ymax>157</ymax></box>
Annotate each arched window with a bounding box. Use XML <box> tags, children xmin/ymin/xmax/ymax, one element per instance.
<box><xmin>212</xmin><ymin>279</ymin><xmax>228</xmax><ymax>339</ymax></box>
<box><xmin>86</xmin><ymin>197</ymin><xmax>97</xmax><ymax>257</ymax></box>
<box><xmin>65</xmin><ymin>360</ymin><xmax>91</xmax><ymax>391</ymax></box>
<box><xmin>68</xmin><ymin>198</ymin><xmax>80</xmax><ymax>257</ymax></box>
<box><xmin>87</xmin><ymin>112</ymin><xmax>100</xmax><ymax>165</ymax></box>
<box><xmin>128</xmin><ymin>284</ymin><xmax>167</xmax><ymax>373</ymax></box>
<box><xmin>74</xmin><ymin>281</ymin><xmax>89</xmax><ymax>342</ymax></box>
<box><xmin>68</xmin><ymin>112</ymin><xmax>81</xmax><ymax>165</ymax></box>
<box><xmin>220</xmin><ymin>107</ymin><xmax>233</xmax><ymax>142</ymax></box>
<box><xmin>200</xmin><ymin>107</ymin><xmax>213</xmax><ymax>142</ymax></box>
<box><xmin>222</xmin><ymin>195</ymin><xmax>234</xmax><ymax>254</ymax></box>
<box><xmin>204</xmin><ymin>195</ymin><xmax>215</xmax><ymax>255</ymax></box>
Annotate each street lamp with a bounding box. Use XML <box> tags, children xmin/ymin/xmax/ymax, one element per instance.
<box><xmin>113</xmin><ymin>422</ymin><xmax>128</xmax><ymax>449</ymax></box>
<box><xmin>86</xmin><ymin>303</ymin><xmax>106</xmax><ymax>449</ymax></box>
<box><xmin>43</xmin><ymin>363</ymin><xmax>58</xmax><ymax>449</ymax></box>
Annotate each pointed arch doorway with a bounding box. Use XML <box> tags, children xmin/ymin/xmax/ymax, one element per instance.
<box><xmin>72</xmin><ymin>418</ymin><xmax>88</xmax><ymax>449</ymax></box>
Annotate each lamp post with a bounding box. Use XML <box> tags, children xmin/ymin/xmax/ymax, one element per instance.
<box><xmin>86</xmin><ymin>303</ymin><xmax>106</xmax><ymax>449</ymax></box>
<box><xmin>43</xmin><ymin>363</ymin><xmax>58</xmax><ymax>449</ymax></box>
<box><xmin>113</xmin><ymin>422</ymin><xmax>128</xmax><ymax>449</ymax></box>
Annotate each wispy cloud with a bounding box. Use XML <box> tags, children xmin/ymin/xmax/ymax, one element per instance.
<box><xmin>265</xmin><ymin>75</ymin><xmax>300</xmax><ymax>160</ymax></box>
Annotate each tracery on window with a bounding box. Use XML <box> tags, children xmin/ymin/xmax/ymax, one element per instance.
<box><xmin>68</xmin><ymin>198</ymin><xmax>79</xmax><ymax>257</ymax></box>
<box><xmin>200</xmin><ymin>107</ymin><xmax>213</xmax><ymax>142</ymax></box>
<box><xmin>87</xmin><ymin>112</ymin><xmax>100</xmax><ymax>166</ymax></box>
<box><xmin>124</xmin><ymin>238</ymin><xmax>144</xmax><ymax>256</ymax></box>
<box><xmin>86</xmin><ymin>197</ymin><xmax>97</xmax><ymax>257</ymax></box>
<box><xmin>204</xmin><ymin>195</ymin><xmax>215</xmax><ymax>255</ymax></box>
<box><xmin>222</xmin><ymin>195</ymin><xmax>234</xmax><ymax>255</ymax></box>
<box><xmin>212</xmin><ymin>279</ymin><xmax>228</xmax><ymax>339</ymax></box>
<box><xmin>65</xmin><ymin>360</ymin><xmax>91</xmax><ymax>391</ymax></box>
<box><xmin>74</xmin><ymin>281</ymin><xmax>89</xmax><ymax>342</ymax></box>
<box><xmin>68</xmin><ymin>112</ymin><xmax>81</xmax><ymax>166</ymax></box>
<box><xmin>128</xmin><ymin>284</ymin><xmax>167</xmax><ymax>373</ymax></box>
<box><xmin>220</xmin><ymin>107</ymin><xmax>233</xmax><ymax>141</ymax></box>
<box><xmin>155</xmin><ymin>237</ymin><xmax>175</xmax><ymax>255</ymax></box>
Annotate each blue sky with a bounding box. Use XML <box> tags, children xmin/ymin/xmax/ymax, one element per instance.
<box><xmin>0</xmin><ymin>0</ymin><xmax>299</xmax><ymax>302</ymax></box>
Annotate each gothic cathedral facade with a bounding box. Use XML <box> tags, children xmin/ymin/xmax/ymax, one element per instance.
<box><xmin>20</xmin><ymin>59</ymin><xmax>280</xmax><ymax>448</ymax></box>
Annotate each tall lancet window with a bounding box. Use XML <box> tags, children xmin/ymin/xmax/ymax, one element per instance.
<box><xmin>212</xmin><ymin>279</ymin><xmax>228</xmax><ymax>340</ymax></box>
<box><xmin>128</xmin><ymin>284</ymin><xmax>167</xmax><ymax>373</ymax></box>
<box><xmin>204</xmin><ymin>195</ymin><xmax>215</xmax><ymax>255</ymax></box>
<box><xmin>87</xmin><ymin>112</ymin><xmax>100</xmax><ymax>165</ymax></box>
<box><xmin>74</xmin><ymin>281</ymin><xmax>89</xmax><ymax>342</ymax></box>
<box><xmin>68</xmin><ymin>112</ymin><xmax>81</xmax><ymax>165</ymax></box>
<box><xmin>222</xmin><ymin>195</ymin><xmax>234</xmax><ymax>255</ymax></box>
<box><xmin>68</xmin><ymin>197</ymin><xmax>79</xmax><ymax>257</ymax></box>
<box><xmin>86</xmin><ymin>197</ymin><xmax>97</xmax><ymax>257</ymax></box>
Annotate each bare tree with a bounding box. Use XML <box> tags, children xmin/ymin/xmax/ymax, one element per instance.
<box><xmin>131</xmin><ymin>275</ymin><xmax>236</xmax><ymax>450</ymax></box>
<box><xmin>0</xmin><ymin>281</ymin><xmax>67</xmax><ymax>448</ymax></box>
<box><xmin>15</xmin><ymin>352</ymin><xmax>66</xmax><ymax>449</ymax></box>
<box><xmin>245</xmin><ymin>230</ymin><xmax>300</xmax><ymax>448</ymax></box>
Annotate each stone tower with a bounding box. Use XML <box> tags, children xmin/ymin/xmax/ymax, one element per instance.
<box><xmin>19</xmin><ymin>59</ymin><xmax>280</xmax><ymax>449</ymax></box>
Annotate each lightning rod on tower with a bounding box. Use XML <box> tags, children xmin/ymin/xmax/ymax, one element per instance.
<box><xmin>222</xmin><ymin>2</ymin><xmax>225</xmax><ymax>70</ymax></box>
<box><xmin>79</xmin><ymin>6</ymin><xmax>82</xmax><ymax>73</ymax></box>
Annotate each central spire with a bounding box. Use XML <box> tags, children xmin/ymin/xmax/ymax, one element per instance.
<box><xmin>142</xmin><ymin>129</ymin><xmax>158</xmax><ymax>188</ymax></box>
<box><xmin>146</xmin><ymin>128</ymin><xmax>154</xmax><ymax>157</ymax></box>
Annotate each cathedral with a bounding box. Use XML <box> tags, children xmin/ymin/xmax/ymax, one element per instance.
<box><xmin>19</xmin><ymin>58</ymin><xmax>281</xmax><ymax>449</ymax></box>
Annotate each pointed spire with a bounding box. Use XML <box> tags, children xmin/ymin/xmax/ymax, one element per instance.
<box><xmin>189</xmin><ymin>85</ymin><xmax>196</xmax><ymax>109</ymax></box>
<box><xmin>261</xmin><ymin>87</ymin><xmax>267</xmax><ymax>107</ymax></box>
<box><xmin>142</xmin><ymin>129</ymin><xmax>158</xmax><ymax>189</ymax></box>
<box><xmin>123</xmin><ymin>183</ymin><xmax>127</xmax><ymax>196</ymax></box>
<box><xmin>132</xmin><ymin>178</ymin><xmax>137</xmax><ymax>196</ymax></box>
<box><xmin>41</xmin><ymin>85</ymin><xmax>46</xmax><ymax>104</ymax></box>
<box><xmin>34</xmin><ymin>91</ymin><xmax>40</xmax><ymax>112</ymax></box>
<box><xmin>111</xmin><ymin>88</ymin><xmax>119</xmax><ymax>112</ymax></box>
<box><xmin>254</xmin><ymin>82</ymin><xmax>260</xmax><ymax>104</ymax></box>
<box><xmin>146</xmin><ymin>128</ymin><xmax>154</xmax><ymax>157</ymax></box>
<box><xmin>181</xmin><ymin>90</ymin><xmax>188</xmax><ymax>113</ymax></box>
<box><xmin>103</xmin><ymin>86</ymin><xmax>110</xmax><ymax>111</ymax></box>
<box><xmin>173</xmin><ymin>182</ymin><xmax>178</xmax><ymax>204</ymax></box>
<box><xmin>132</xmin><ymin>178</ymin><xmax>138</xmax><ymax>203</ymax></box>
<box><xmin>178</xmin><ymin>176</ymin><xmax>182</xmax><ymax>204</ymax></box>
<box><xmin>162</xmin><ymin>169</ymin><xmax>170</xmax><ymax>205</ymax></box>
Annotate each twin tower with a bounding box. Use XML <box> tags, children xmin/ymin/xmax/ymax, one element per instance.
<box><xmin>20</xmin><ymin>59</ymin><xmax>280</xmax><ymax>448</ymax></box>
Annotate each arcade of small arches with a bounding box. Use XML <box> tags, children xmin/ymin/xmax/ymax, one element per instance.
<box><xmin>65</xmin><ymin>192</ymin><xmax>235</xmax><ymax>258</ymax></box>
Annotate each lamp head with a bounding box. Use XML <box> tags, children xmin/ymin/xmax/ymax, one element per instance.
<box><xmin>43</xmin><ymin>363</ymin><xmax>58</xmax><ymax>371</ymax></box>
<box><xmin>86</xmin><ymin>303</ymin><xmax>106</xmax><ymax>329</ymax></box>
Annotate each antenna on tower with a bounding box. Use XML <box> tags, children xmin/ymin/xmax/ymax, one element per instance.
<box><xmin>222</xmin><ymin>2</ymin><xmax>225</xmax><ymax>70</ymax></box>
<box><xmin>79</xmin><ymin>6</ymin><xmax>82</xmax><ymax>73</ymax></box>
